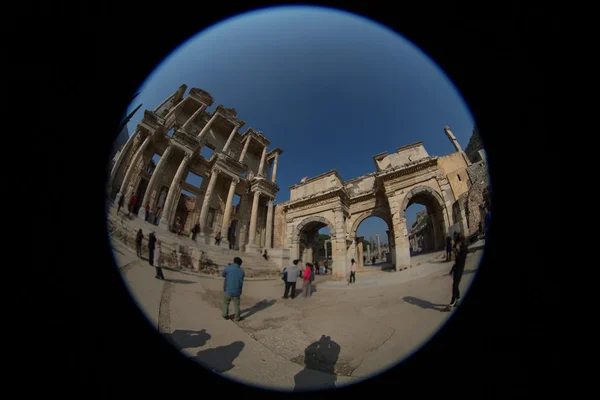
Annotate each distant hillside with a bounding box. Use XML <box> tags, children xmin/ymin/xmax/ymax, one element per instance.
<box><xmin>465</xmin><ymin>124</ymin><xmax>484</xmax><ymax>163</ymax></box>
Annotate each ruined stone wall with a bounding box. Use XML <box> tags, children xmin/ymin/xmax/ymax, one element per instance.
<box><xmin>388</xmin><ymin>144</ymin><xmax>430</xmax><ymax>168</ymax></box>
<box><xmin>466</xmin><ymin>160</ymin><xmax>490</xmax><ymax>187</ymax></box>
<box><xmin>273</xmin><ymin>203</ymin><xmax>287</xmax><ymax>248</ymax></box>
<box><xmin>437</xmin><ymin>152</ymin><xmax>469</xmax><ymax>200</ymax></box>
<box><xmin>464</xmin><ymin>181</ymin><xmax>486</xmax><ymax>236</ymax></box>
<box><xmin>344</xmin><ymin>174</ymin><xmax>376</xmax><ymax>198</ymax></box>
<box><xmin>290</xmin><ymin>172</ymin><xmax>343</xmax><ymax>201</ymax></box>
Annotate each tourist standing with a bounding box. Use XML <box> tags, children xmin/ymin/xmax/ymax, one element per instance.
<box><xmin>215</xmin><ymin>232</ymin><xmax>222</xmax><ymax>246</ymax></box>
<box><xmin>446</xmin><ymin>235</ymin><xmax>453</xmax><ymax>262</ymax></box>
<box><xmin>135</xmin><ymin>229</ymin><xmax>144</xmax><ymax>258</ymax></box>
<box><xmin>128</xmin><ymin>193</ymin><xmax>137</xmax><ymax>216</ymax></box>
<box><xmin>302</xmin><ymin>263</ymin><xmax>313</xmax><ymax>298</ymax></box>
<box><xmin>446</xmin><ymin>234</ymin><xmax>469</xmax><ymax>309</ymax></box>
<box><xmin>263</xmin><ymin>249</ymin><xmax>269</xmax><ymax>260</ymax></box>
<box><xmin>484</xmin><ymin>204</ymin><xmax>491</xmax><ymax>241</ymax></box>
<box><xmin>154</xmin><ymin>240</ymin><xmax>165</xmax><ymax>280</ymax></box>
<box><xmin>117</xmin><ymin>194</ymin><xmax>125</xmax><ymax>215</ymax></box>
<box><xmin>282</xmin><ymin>259</ymin><xmax>302</xmax><ymax>299</ymax></box>
<box><xmin>315</xmin><ymin>260</ymin><xmax>320</xmax><ymax>275</ymax></box>
<box><xmin>221</xmin><ymin>257</ymin><xmax>245</xmax><ymax>322</ymax></box>
<box><xmin>349</xmin><ymin>259</ymin><xmax>357</xmax><ymax>285</ymax></box>
<box><xmin>191</xmin><ymin>223</ymin><xmax>199</xmax><ymax>241</ymax></box>
<box><xmin>148</xmin><ymin>231</ymin><xmax>157</xmax><ymax>266</ymax></box>
<box><xmin>154</xmin><ymin>208</ymin><xmax>161</xmax><ymax>225</ymax></box>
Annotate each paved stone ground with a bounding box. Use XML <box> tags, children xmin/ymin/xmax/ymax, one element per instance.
<box><xmin>111</xmin><ymin>238</ymin><xmax>482</xmax><ymax>392</ymax></box>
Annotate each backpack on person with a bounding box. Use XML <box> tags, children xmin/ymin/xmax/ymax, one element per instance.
<box><xmin>309</xmin><ymin>269</ymin><xmax>315</xmax><ymax>282</ymax></box>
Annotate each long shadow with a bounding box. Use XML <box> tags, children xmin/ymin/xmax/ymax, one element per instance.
<box><xmin>293</xmin><ymin>335</ymin><xmax>341</xmax><ymax>392</ymax></box>
<box><xmin>403</xmin><ymin>296</ymin><xmax>449</xmax><ymax>312</ymax></box>
<box><xmin>166</xmin><ymin>279</ymin><xmax>195</xmax><ymax>284</ymax></box>
<box><xmin>193</xmin><ymin>341</ymin><xmax>245</xmax><ymax>373</ymax></box>
<box><xmin>240</xmin><ymin>299</ymin><xmax>276</xmax><ymax>319</ymax></box>
<box><xmin>163</xmin><ymin>329</ymin><xmax>211</xmax><ymax>350</ymax></box>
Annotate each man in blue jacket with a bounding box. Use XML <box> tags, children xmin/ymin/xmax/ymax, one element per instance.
<box><xmin>222</xmin><ymin>257</ymin><xmax>245</xmax><ymax>322</ymax></box>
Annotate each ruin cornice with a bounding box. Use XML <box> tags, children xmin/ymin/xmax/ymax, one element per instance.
<box><xmin>376</xmin><ymin>157</ymin><xmax>439</xmax><ymax>182</ymax></box>
<box><xmin>283</xmin><ymin>187</ymin><xmax>349</xmax><ymax>211</ymax></box>
<box><xmin>288</xmin><ymin>170</ymin><xmax>345</xmax><ymax>190</ymax></box>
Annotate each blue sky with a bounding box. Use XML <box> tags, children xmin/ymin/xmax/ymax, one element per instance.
<box><xmin>123</xmin><ymin>5</ymin><xmax>475</xmax><ymax>244</ymax></box>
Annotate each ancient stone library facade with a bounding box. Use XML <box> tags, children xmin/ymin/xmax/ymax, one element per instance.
<box><xmin>107</xmin><ymin>84</ymin><xmax>490</xmax><ymax>280</ymax></box>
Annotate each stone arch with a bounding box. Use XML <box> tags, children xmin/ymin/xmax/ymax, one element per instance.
<box><xmin>349</xmin><ymin>208</ymin><xmax>393</xmax><ymax>240</ymax></box>
<box><xmin>400</xmin><ymin>185</ymin><xmax>450</xmax><ymax>253</ymax></box>
<box><xmin>400</xmin><ymin>185</ymin><xmax>446</xmax><ymax>216</ymax></box>
<box><xmin>292</xmin><ymin>215</ymin><xmax>335</xmax><ymax>244</ymax></box>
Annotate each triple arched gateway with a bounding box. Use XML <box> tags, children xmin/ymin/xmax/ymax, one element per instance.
<box><xmin>271</xmin><ymin>132</ymin><xmax>481</xmax><ymax>281</ymax></box>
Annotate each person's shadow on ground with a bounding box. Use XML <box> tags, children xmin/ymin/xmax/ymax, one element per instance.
<box><xmin>193</xmin><ymin>341</ymin><xmax>245</xmax><ymax>373</ymax></box>
<box><xmin>403</xmin><ymin>296</ymin><xmax>449</xmax><ymax>312</ymax></box>
<box><xmin>163</xmin><ymin>329</ymin><xmax>211</xmax><ymax>350</ymax></box>
<box><xmin>240</xmin><ymin>299</ymin><xmax>276</xmax><ymax>319</ymax></box>
<box><xmin>293</xmin><ymin>335</ymin><xmax>340</xmax><ymax>392</ymax></box>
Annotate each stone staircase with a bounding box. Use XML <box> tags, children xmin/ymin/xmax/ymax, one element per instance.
<box><xmin>105</xmin><ymin>204</ymin><xmax>281</xmax><ymax>279</ymax></box>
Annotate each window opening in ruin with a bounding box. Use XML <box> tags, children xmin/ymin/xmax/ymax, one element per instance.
<box><xmin>356</xmin><ymin>216</ymin><xmax>390</xmax><ymax>267</ymax></box>
<box><xmin>458</xmin><ymin>174</ymin><xmax>462</xmax><ymax>181</ymax></box>
<box><xmin>146</xmin><ymin>154</ymin><xmax>161</xmax><ymax>174</ymax></box>
<box><xmin>406</xmin><ymin>204</ymin><xmax>428</xmax><ymax>256</ymax></box>
<box><xmin>184</xmin><ymin>171</ymin><xmax>203</xmax><ymax>189</ymax></box>
<box><xmin>200</xmin><ymin>145</ymin><xmax>214</xmax><ymax>160</ymax></box>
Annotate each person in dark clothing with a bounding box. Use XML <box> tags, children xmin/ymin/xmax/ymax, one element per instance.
<box><xmin>144</xmin><ymin>203</ymin><xmax>150</xmax><ymax>222</ymax></box>
<box><xmin>128</xmin><ymin>194</ymin><xmax>137</xmax><ymax>217</ymax></box>
<box><xmin>215</xmin><ymin>232</ymin><xmax>222</xmax><ymax>246</ymax></box>
<box><xmin>315</xmin><ymin>260</ymin><xmax>320</xmax><ymax>275</ymax></box>
<box><xmin>191</xmin><ymin>223</ymin><xmax>199</xmax><ymax>241</ymax></box>
<box><xmin>446</xmin><ymin>235</ymin><xmax>453</xmax><ymax>262</ymax></box>
<box><xmin>135</xmin><ymin>229</ymin><xmax>144</xmax><ymax>258</ymax></box>
<box><xmin>117</xmin><ymin>194</ymin><xmax>125</xmax><ymax>215</ymax></box>
<box><xmin>324</xmin><ymin>260</ymin><xmax>328</xmax><ymax>274</ymax></box>
<box><xmin>446</xmin><ymin>234</ymin><xmax>469</xmax><ymax>309</ymax></box>
<box><xmin>484</xmin><ymin>205</ymin><xmax>491</xmax><ymax>240</ymax></box>
<box><xmin>263</xmin><ymin>249</ymin><xmax>269</xmax><ymax>260</ymax></box>
<box><xmin>148</xmin><ymin>231</ymin><xmax>157</xmax><ymax>266</ymax></box>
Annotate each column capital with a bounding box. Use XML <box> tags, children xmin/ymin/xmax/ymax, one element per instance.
<box><xmin>254</xmin><ymin>190</ymin><xmax>262</xmax><ymax>196</ymax></box>
<box><xmin>231</xmin><ymin>176</ymin><xmax>240</xmax><ymax>184</ymax></box>
<box><xmin>212</xmin><ymin>167</ymin><xmax>222</xmax><ymax>175</ymax></box>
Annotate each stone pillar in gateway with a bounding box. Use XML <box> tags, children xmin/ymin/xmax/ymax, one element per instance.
<box><xmin>158</xmin><ymin>152</ymin><xmax>191</xmax><ymax>230</ymax></box>
<box><xmin>246</xmin><ymin>190</ymin><xmax>262</xmax><ymax>251</ymax></box>
<box><xmin>198</xmin><ymin>168</ymin><xmax>221</xmax><ymax>236</ymax></box>
<box><xmin>117</xmin><ymin>134</ymin><xmax>151</xmax><ymax>205</ymax></box>
<box><xmin>265</xmin><ymin>198</ymin><xmax>274</xmax><ymax>249</ymax></box>
<box><xmin>219</xmin><ymin>176</ymin><xmax>239</xmax><ymax>248</ymax></box>
<box><xmin>138</xmin><ymin>145</ymin><xmax>173</xmax><ymax>218</ymax></box>
<box><xmin>332</xmin><ymin>208</ymin><xmax>348</xmax><ymax>281</ymax></box>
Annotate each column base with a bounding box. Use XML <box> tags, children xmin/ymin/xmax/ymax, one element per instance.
<box><xmin>220</xmin><ymin>239</ymin><xmax>230</xmax><ymax>249</ymax></box>
<box><xmin>245</xmin><ymin>243</ymin><xmax>260</xmax><ymax>254</ymax></box>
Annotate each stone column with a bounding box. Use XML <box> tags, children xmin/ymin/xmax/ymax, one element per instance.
<box><xmin>265</xmin><ymin>198</ymin><xmax>274</xmax><ymax>249</ymax></box>
<box><xmin>109</xmin><ymin>126</ymin><xmax>141</xmax><ymax>193</ymax></box>
<box><xmin>391</xmin><ymin>208</ymin><xmax>410</xmax><ymax>271</ymax></box>
<box><xmin>333</xmin><ymin>208</ymin><xmax>348</xmax><ymax>281</ymax></box>
<box><xmin>219</xmin><ymin>176</ymin><xmax>239</xmax><ymax>248</ymax></box>
<box><xmin>181</xmin><ymin>103</ymin><xmax>207</xmax><ymax>131</ymax></box>
<box><xmin>138</xmin><ymin>145</ymin><xmax>173</xmax><ymax>217</ymax></box>
<box><xmin>271</xmin><ymin>152</ymin><xmax>280</xmax><ymax>183</ymax></box>
<box><xmin>116</xmin><ymin>135</ymin><xmax>151</xmax><ymax>204</ymax></box>
<box><xmin>376</xmin><ymin>234</ymin><xmax>382</xmax><ymax>261</ymax></box>
<box><xmin>158</xmin><ymin>152</ymin><xmax>191</xmax><ymax>230</ymax></box>
<box><xmin>357</xmin><ymin>241</ymin><xmax>364</xmax><ymax>268</ymax></box>
<box><xmin>247</xmin><ymin>190</ymin><xmax>262</xmax><ymax>249</ymax></box>
<box><xmin>366</xmin><ymin>243</ymin><xmax>371</xmax><ymax>264</ymax></box>
<box><xmin>257</xmin><ymin>146</ymin><xmax>268</xmax><ymax>177</ymax></box>
<box><xmin>324</xmin><ymin>240</ymin><xmax>328</xmax><ymax>260</ymax></box>
<box><xmin>198</xmin><ymin>168</ymin><xmax>221</xmax><ymax>235</ymax></box>
<box><xmin>222</xmin><ymin>123</ymin><xmax>240</xmax><ymax>154</ymax></box>
<box><xmin>239</xmin><ymin>136</ymin><xmax>252</xmax><ymax>163</ymax></box>
<box><xmin>164</xmin><ymin>96</ymin><xmax>189</xmax><ymax>126</ymax></box>
<box><xmin>197</xmin><ymin>112</ymin><xmax>219</xmax><ymax>139</ymax></box>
